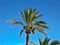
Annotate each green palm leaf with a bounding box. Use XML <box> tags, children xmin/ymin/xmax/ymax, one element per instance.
<box><xmin>50</xmin><ymin>40</ymin><xmax>60</xmax><ymax>45</ymax></box>
<box><xmin>38</xmin><ymin>37</ymin><xmax>43</xmax><ymax>45</ymax></box>
<box><xmin>35</xmin><ymin>21</ymin><xmax>47</xmax><ymax>25</ymax></box>
<box><xmin>40</xmin><ymin>25</ymin><xmax>49</xmax><ymax>29</ymax></box>
<box><xmin>32</xmin><ymin>21</ymin><xmax>49</xmax><ymax>30</ymax></box>
<box><xmin>42</xmin><ymin>38</ymin><xmax>50</xmax><ymax>45</ymax></box>
<box><xmin>29</xmin><ymin>9</ymin><xmax>39</xmax><ymax>24</ymax></box>
<box><xmin>31</xmin><ymin>14</ymin><xmax>43</xmax><ymax>22</ymax></box>
<box><xmin>24</xmin><ymin>9</ymin><xmax>30</xmax><ymax>25</ymax></box>
<box><xmin>33</xmin><ymin>9</ymin><xmax>38</xmax><ymax>15</ymax></box>
<box><xmin>29</xmin><ymin>8</ymin><xmax>32</xmax><ymax>16</ymax></box>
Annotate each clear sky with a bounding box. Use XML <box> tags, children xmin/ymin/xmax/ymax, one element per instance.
<box><xmin>0</xmin><ymin>0</ymin><xmax>60</xmax><ymax>45</ymax></box>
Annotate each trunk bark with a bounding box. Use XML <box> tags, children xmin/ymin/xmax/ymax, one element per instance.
<box><xmin>26</xmin><ymin>33</ymin><xmax>29</xmax><ymax>45</ymax></box>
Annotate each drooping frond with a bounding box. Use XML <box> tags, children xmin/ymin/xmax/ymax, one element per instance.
<box><xmin>7</xmin><ymin>19</ymin><xmax>23</xmax><ymax>26</ymax></box>
<box><xmin>38</xmin><ymin>21</ymin><xmax>47</xmax><ymax>24</ymax></box>
<box><xmin>31</xmin><ymin>14</ymin><xmax>43</xmax><ymax>22</ymax></box>
<box><xmin>20</xmin><ymin>29</ymin><xmax>24</xmax><ymax>37</ymax></box>
<box><xmin>36</xmin><ymin>27</ymin><xmax>47</xmax><ymax>36</ymax></box>
<box><xmin>31</xmin><ymin>28</ymin><xmax>35</xmax><ymax>34</ymax></box>
<box><xmin>33</xmin><ymin>21</ymin><xmax>47</xmax><ymax>25</ymax></box>
<box><xmin>39</xmin><ymin>25</ymin><xmax>49</xmax><ymax>29</ymax></box>
<box><xmin>32</xmin><ymin>21</ymin><xmax>49</xmax><ymax>30</ymax></box>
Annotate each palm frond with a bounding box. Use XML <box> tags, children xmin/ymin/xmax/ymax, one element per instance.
<box><xmin>7</xmin><ymin>19</ymin><xmax>18</xmax><ymax>22</ymax></box>
<box><xmin>29</xmin><ymin>8</ymin><xmax>32</xmax><ymax>16</ymax></box>
<box><xmin>29</xmin><ymin>11</ymin><xmax>35</xmax><ymax>24</ymax></box>
<box><xmin>32</xmin><ymin>21</ymin><xmax>47</xmax><ymax>26</ymax></box>
<box><xmin>7</xmin><ymin>19</ymin><xmax>23</xmax><ymax>26</ymax></box>
<box><xmin>40</xmin><ymin>25</ymin><xmax>49</xmax><ymax>29</ymax></box>
<box><xmin>19</xmin><ymin>11</ymin><xmax>24</xmax><ymax>19</ymax></box>
<box><xmin>32</xmin><ymin>21</ymin><xmax>49</xmax><ymax>29</ymax></box>
<box><xmin>36</xmin><ymin>28</ymin><xmax>47</xmax><ymax>36</ymax></box>
<box><xmin>24</xmin><ymin>8</ymin><xmax>30</xmax><ymax>25</ymax></box>
<box><xmin>39</xmin><ymin>21</ymin><xmax>47</xmax><ymax>24</ymax></box>
<box><xmin>31</xmin><ymin>28</ymin><xmax>35</xmax><ymax>34</ymax></box>
<box><xmin>36</xmin><ymin>21</ymin><xmax>47</xmax><ymax>25</ymax></box>
<box><xmin>23</xmin><ymin>8</ymin><xmax>44</xmax><ymax>25</ymax></box>
<box><xmin>50</xmin><ymin>40</ymin><xmax>60</xmax><ymax>45</ymax></box>
<box><xmin>38</xmin><ymin>37</ymin><xmax>43</xmax><ymax>45</ymax></box>
<box><xmin>42</xmin><ymin>38</ymin><xmax>50</xmax><ymax>45</ymax></box>
<box><xmin>28</xmin><ymin>8</ymin><xmax>39</xmax><ymax>24</ymax></box>
<box><xmin>31</xmin><ymin>14</ymin><xmax>43</xmax><ymax>22</ymax></box>
<box><xmin>33</xmin><ymin>9</ymin><xmax>38</xmax><ymax>15</ymax></box>
<box><xmin>30</xmin><ymin>41</ymin><xmax>36</xmax><ymax>45</ymax></box>
<box><xmin>20</xmin><ymin>29</ymin><xmax>24</xmax><ymax>37</ymax></box>
<box><xmin>10</xmin><ymin>23</ymin><xmax>17</xmax><ymax>26</ymax></box>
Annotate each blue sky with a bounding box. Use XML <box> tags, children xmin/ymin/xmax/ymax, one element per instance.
<box><xmin>0</xmin><ymin>0</ymin><xmax>60</xmax><ymax>45</ymax></box>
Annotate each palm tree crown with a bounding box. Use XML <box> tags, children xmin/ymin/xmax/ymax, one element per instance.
<box><xmin>7</xmin><ymin>8</ymin><xmax>49</xmax><ymax>45</ymax></box>
<box><xmin>19</xmin><ymin>8</ymin><xmax>49</xmax><ymax>36</ymax></box>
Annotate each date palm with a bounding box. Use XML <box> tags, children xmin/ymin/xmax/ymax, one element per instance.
<box><xmin>31</xmin><ymin>37</ymin><xmax>60</xmax><ymax>45</ymax></box>
<box><xmin>7</xmin><ymin>8</ymin><xmax>49</xmax><ymax>45</ymax></box>
<box><xmin>38</xmin><ymin>37</ymin><xmax>60</xmax><ymax>45</ymax></box>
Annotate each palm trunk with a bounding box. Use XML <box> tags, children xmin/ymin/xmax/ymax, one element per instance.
<box><xmin>26</xmin><ymin>33</ymin><xmax>29</xmax><ymax>45</ymax></box>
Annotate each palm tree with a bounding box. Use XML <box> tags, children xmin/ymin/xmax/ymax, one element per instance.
<box><xmin>31</xmin><ymin>37</ymin><xmax>60</xmax><ymax>45</ymax></box>
<box><xmin>38</xmin><ymin>37</ymin><xmax>60</xmax><ymax>45</ymax></box>
<box><xmin>50</xmin><ymin>40</ymin><xmax>60</xmax><ymax>45</ymax></box>
<box><xmin>7</xmin><ymin>8</ymin><xmax>49</xmax><ymax>45</ymax></box>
